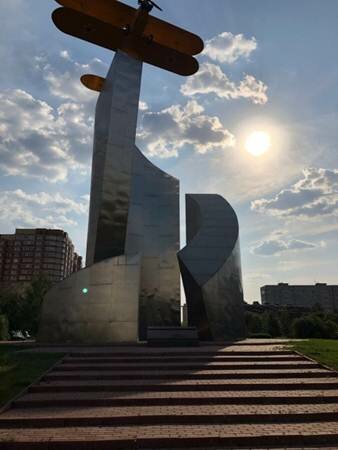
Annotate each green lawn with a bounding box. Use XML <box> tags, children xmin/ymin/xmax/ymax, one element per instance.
<box><xmin>0</xmin><ymin>344</ymin><xmax>63</xmax><ymax>407</ymax></box>
<box><xmin>292</xmin><ymin>339</ymin><xmax>338</xmax><ymax>371</ymax></box>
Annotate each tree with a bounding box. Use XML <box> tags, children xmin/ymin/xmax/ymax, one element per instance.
<box><xmin>0</xmin><ymin>315</ymin><xmax>9</xmax><ymax>340</ymax></box>
<box><xmin>0</xmin><ymin>289</ymin><xmax>25</xmax><ymax>332</ymax></box>
<box><xmin>0</xmin><ymin>276</ymin><xmax>51</xmax><ymax>336</ymax></box>
<box><xmin>291</xmin><ymin>313</ymin><xmax>337</xmax><ymax>339</ymax></box>
<box><xmin>21</xmin><ymin>276</ymin><xmax>51</xmax><ymax>335</ymax></box>
<box><xmin>278</xmin><ymin>309</ymin><xmax>292</xmax><ymax>337</ymax></box>
<box><xmin>245</xmin><ymin>312</ymin><xmax>263</xmax><ymax>334</ymax></box>
<box><xmin>262</xmin><ymin>311</ymin><xmax>281</xmax><ymax>338</ymax></box>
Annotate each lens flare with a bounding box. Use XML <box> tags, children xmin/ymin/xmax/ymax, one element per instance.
<box><xmin>245</xmin><ymin>131</ymin><xmax>271</xmax><ymax>157</ymax></box>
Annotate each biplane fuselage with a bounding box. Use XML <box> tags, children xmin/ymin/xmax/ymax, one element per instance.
<box><xmin>130</xmin><ymin>7</ymin><xmax>149</xmax><ymax>37</ymax></box>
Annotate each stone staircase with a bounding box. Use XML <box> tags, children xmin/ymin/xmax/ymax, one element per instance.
<box><xmin>1</xmin><ymin>341</ymin><xmax>338</xmax><ymax>449</ymax></box>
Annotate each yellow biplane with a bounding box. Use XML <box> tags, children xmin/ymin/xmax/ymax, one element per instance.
<box><xmin>53</xmin><ymin>0</ymin><xmax>204</xmax><ymax>85</ymax></box>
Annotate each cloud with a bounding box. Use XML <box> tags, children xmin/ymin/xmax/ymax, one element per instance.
<box><xmin>0</xmin><ymin>89</ymin><xmax>93</xmax><ymax>182</ymax></box>
<box><xmin>139</xmin><ymin>101</ymin><xmax>148</xmax><ymax>111</ymax></box>
<box><xmin>181</xmin><ymin>63</ymin><xmax>268</xmax><ymax>105</ymax></box>
<box><xmin>137</xmin><ymin>100</ymin><xmax>235</xmax><ymax>158</ymax></box>
<box><xmin>0</xmin><ymin>48</ymin><xmax>110</xmax><ymax>182</ymax></box>
<box><xmin>60</xmin><ymin>50</ymin><xmax>71</xmax><ymax>61</ymax></box>
<box><xmin>251</xmin><ymin>237</ymin><xmax>321</xmax><ymax>256</ymax></box>
<box><xmin>251</xmin><ymin>168</ymin><xmax>338</xmax><ymax>218</ymax></box>
<box><xmin>37</xmin><ymin>52</ymin><xmax>107</xmax><ymax>104</ymax></box>
<box><xmin>203</xmin><ymin>32</ymin><xmax>257</xmax><ymax>64</ymax></box>
<box><xmin>0</xmin><ymin>189</ymin><xmax>89</xmax><ymax>230</ymax></box>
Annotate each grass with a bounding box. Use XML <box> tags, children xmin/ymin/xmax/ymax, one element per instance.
<box><xmin>292</xmin><ymin>339</ymin><xmax>338</xmax><ymax>371</ymax></box>
<box><xmin>0</xmin><ymin>343</ymin><xmax>63</xmax><ymax>407</ymax></box>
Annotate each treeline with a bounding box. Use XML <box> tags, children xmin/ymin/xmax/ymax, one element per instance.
<box><xmin>246</xmin><ymin>308</ymin><xmax>338</xmax><ymax>339</ymax></box>
<box><xmin>0</xmin><ymin>276</ymin><xmax>51</xmax><ymax>340</ymax></box>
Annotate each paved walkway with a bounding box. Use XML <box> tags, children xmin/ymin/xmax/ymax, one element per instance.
<box><xmin>0</xmin><ymin>340</ymin><xmax>338</xmax><ymax>449</ymax></box>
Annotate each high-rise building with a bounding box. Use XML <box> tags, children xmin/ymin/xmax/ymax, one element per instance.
<box><xmin>261</xmin><ymin>283</ymin><xmax>338</xmax><ymax>312</ymax></box>
<box><xmin>0</xmin><ymin>229</ymin><xmax>82</xmax><ymax>287</ymax></box>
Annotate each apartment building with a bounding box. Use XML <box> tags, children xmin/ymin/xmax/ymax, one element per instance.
<box><xmin>261</xmin><ymin>283</ymin><xmax>338</xmax><ymax>312</ymax></box>
<box><xmin>0</xmin><ymin>229</ymin><xmax>82</xmax><ymax>286</ymax></box>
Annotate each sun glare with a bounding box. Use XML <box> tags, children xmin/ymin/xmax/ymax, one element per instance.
<box><xmin>245</xmin><ymin>131</ymin><xmax>271</xmax><ymax>157</ymax></box>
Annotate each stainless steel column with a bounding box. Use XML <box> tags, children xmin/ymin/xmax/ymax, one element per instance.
<box><xmin>86</xmin><ymin>51</ymin><xmax>143</xmax><ymax>265</ymax></box>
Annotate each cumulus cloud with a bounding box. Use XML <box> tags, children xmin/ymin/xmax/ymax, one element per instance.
<box><xmin>138</xmin><ymin>100</ymin><xmax>235</xmax><ymax>158</ymax></box>
<box><xmin>0</xmin><ymin>189</ymin><xmax>89</xmax><ymax>230</ymax></box>
<box><xmin>139</xmin><ymin>101</ymin><xmax>148</xmax><ymax>111</ymax></box>
<box><xmin>251</xmin><ymin>237</ymin><xmax>321</xmax><ymax>256</ymax></box>
<box><xmin>181</xmin><ymin>63</ymin><xmax>268</xmax><ymax>105</ymax></box>
<box><xmin>251</xmin><ymin>168</ymin><xmax>338</xmax><ymax>218</ymax></box>
<box><xmin>203</xmin><ymin>32</ymin><xmax>257</xmax><ymax>64</ymax></box>
<box><xmin>0</xmin><ymin>50</ymin><xmax>109</xmax><ymax>182</ymax></box>
<box><xmin>0</xmin><ymin>89</ymin><xmax>93</xmax><ymax>181</ymax></box>
<box><xmin>37</xmin><ymin>52</ymin><xmax>107</xmax><ymax>103</ymax></box>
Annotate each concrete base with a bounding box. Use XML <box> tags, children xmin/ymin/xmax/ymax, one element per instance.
<box><xmin>147</xmin><ymin>327</ymin><xmax>199</xmax><ymax>346</ymax></box>
<box><xmin>38</xmin><ymin>255</ymin><xmax>141</xmax><ymax>344</ymax></box>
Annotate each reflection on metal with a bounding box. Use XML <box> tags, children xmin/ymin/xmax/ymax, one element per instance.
<box><xmin>52</xmin><ymin>8</ymin><xmax>199</xmax><ymax>76</ymax></box>
<box><xmin>178</xmin><ymin>194</ymin><xmax>246</xmax><ymax>341</ymax></box>
<box><xmin>55</xmin><ymin>0</ymin><xmax>204</xmax><ymax>55</ymax></box>
<box><xmin>127</xmin><ymin>146</ymin><xmax>180</xmax><ymax>340</ymax></box>
<box><xmin>86</xmin><ymin>51</ymin><xmax>142</xmax><ymax>265</ymax></box>
<box><xmin>38</xmin><ymin>255</ymin><xmax>141</xmax><ymax>344</ymax></box>
<box><xmin>40</xmin><ymin>3</ymin><xmax>203</xmax><ymax>343</ymax></box>
<box><xmin>88</xmin><ymin>51</ymin><xmax>181</xmax><ymax>338</ymax></box>
<box><xmin>39</xmin><ymin>51</ymin><xmax>180</xmax><ymax>343</ymax></box>
<box><xmin>81</xmin><ymin>74</ymin><xmax>105</xmax><ymax>92</ymax></box>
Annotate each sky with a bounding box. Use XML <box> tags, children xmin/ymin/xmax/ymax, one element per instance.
<box><xmin>1</xmin><ymin>0</ymin><xmax>338</xmax><ymax>302</ymax></box>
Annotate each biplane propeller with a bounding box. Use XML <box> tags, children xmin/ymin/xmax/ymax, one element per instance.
<box><xmin>53</xmin><ymin>0</ymin><xmax>203</xmax><ymax>81</ymax></box>
<box><xmin>138</xmin><ymin>0</ymin><xmax>163</xmax><ymax>13</ymax></box>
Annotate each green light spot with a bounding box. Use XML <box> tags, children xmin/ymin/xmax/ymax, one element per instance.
<box><xmin>82</xmin><ymin>288</ymin><xmax>89</xmax><ymax>295</ymax></box>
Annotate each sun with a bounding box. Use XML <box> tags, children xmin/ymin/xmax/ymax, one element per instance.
<box><xmin>245</xmin><ymin>131</ymin><xmax>271</xmax><ymax>157</ymax></box>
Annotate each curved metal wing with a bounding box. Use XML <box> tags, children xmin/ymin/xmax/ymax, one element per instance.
<box><xmin>178</xmin><ymin>194</ymin><xmax>246</xmax><ymax>341</ymax></box>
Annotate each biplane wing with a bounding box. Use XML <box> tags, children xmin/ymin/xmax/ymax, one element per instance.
<box><xmin>145</xmin><ymin>14</ymin><xmax>204</xmax><ymax>56</ymax></box>
<box><xmin>55</xmin><ymin>0</ymin><xmax>204</xmax><ymax>55</ymax></box>
<box><xmin>52</xmin><ymin>8</ymin><xmax>199</xmax><ymax>76</ymax></box>
<box><xmin>81</xmin><ymin>74</ymin><xmax>105</xmax><ymax>92</ymax></box>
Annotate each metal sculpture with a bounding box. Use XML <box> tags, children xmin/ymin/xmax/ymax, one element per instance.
<box><xmin>39</xmin><ymin>0</ymin><xmax>246</xmax><ymax>344</ymax></box>
<box><xmin>178</xmin><ymin>195</ymin><xmax>246</xmax><ymax>341</ymax></box>
<box><xmin>39</xmin><ymin>0</ymin><xmax>200</xmax><ymax>343</ymax></box>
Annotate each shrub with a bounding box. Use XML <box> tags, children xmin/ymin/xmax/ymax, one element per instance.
<box><xmin>0</xmin><ymin>276</ymin><xmax>51</xmax><ymax>336</ymax></box>
<box><xmin>245</xmin><ymin>312</ymin><xmax>263</xmax><ymax>335</ymax></box>
<box><xmin>248</xmin><ymin>332</ymin><xmax>272</xmax><ymax>339</ymax></box>
<box><xmin>291</xmin><ymin>314</ymin><xmax>337</xmax><ymax>339</ymax></box>
<box><xmin>278</xmin><ymin>309</ymin><xmax>292</xmax><ymax>337</ymax></box>
<box><xmin>0</xmin><ymin>315</ymin><xmax>9</xmax><ymax>340</ymax></box>
<box><xmin>262</xmin><ymin>311</ymin><xmax>281</xmax><ymax>338</ymax></box>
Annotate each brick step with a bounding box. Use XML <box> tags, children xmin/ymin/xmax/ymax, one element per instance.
<box><xmin>0</xmin><ymin>422</ymin><xmax>338</xmax><ymax>449</ymax></box>
<box><xmin>55</xmin><ymin>362</ymin><xmax>319</xmax><ymax>371</ymax></box>
<box><xmin>1</xmin><ymin>410</ymin><xmax>338</xmax><ymax>428</ymax></box>
<box><xmin>43</xmin><ymin>369</ymin><xmax>334</xmax><ymax>381</ymax></box>
<box><xmin>13</xmin><ymin>390</ymin><xmax>338</xmax><ymax>408</ymax></box>
<box><xmin>3</xmin><ymin>403</ymin><xmax>338</xmax><ymax>420</ymax></box>
<box><xmin>63</xmin><ymin>355</ymin><xmax>304</xmax><ymax>364</ymax></box>
<box><xmin>30</xmin><ymin>379</ymin><xmax>338</xmax><ymax>393</ymax></box>
<box><xmin>69</xmin><ymin>350</ymin><xmax>295</xmax><ymax>358</ymax></box>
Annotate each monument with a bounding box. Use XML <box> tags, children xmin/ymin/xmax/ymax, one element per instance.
<box><xmin>38</xmin><ymin>0</ymin><xmax>245</xmax><ymax>343</ymax></box>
